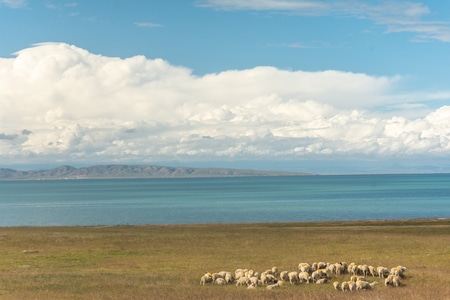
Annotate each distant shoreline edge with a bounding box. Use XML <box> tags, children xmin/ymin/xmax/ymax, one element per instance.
<box><xmin>0</xmin><ymin>164</ymin><xmax>314</xmax><ymax>181</ymax></box>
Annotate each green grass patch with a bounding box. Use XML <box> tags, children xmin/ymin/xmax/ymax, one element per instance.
<box><xmin>0</xmin><ymin>219</ymin><xmax>449</xmax><ymax>299</ymax></box>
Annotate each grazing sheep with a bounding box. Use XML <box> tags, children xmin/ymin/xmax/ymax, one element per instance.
<box><xmin>377</xmin><ymin>266</ymin><xmax>390</xmax><ymax>278</ymax></box>
<box><xmin>266</xmin><ymin>274</ymin><xmax>277</xmax><ymax>284</ymax></box>
<box><xmin>266</xmin><ymin>281</ymin><xmax>283</xmax><ymax>290</ymax></box>
<box><xmin>298</xmin><ymin>262</ymin><xmax>312</xmax><ymax>273</ymax></box>
<box><xmin>247</xmin><ymin>283</ymin><xmax>257</xmax><ymax>289</ymax></box>
<box><xmin>311</xmin><ymin>271</ymin><xmax>320</xmax><ymax>283</ymax></box>
<box><xmin>288</xmin><ymin>271</ymin><xmax>299</xmax><ymax>285</ymax></box>
<box><xmin>245</xmin><ymin>269</ymin><xmax>256</xmax><ymax>278</ymax></box>
<box><xmin>385</xmin><ymin>274</ymin><xmax>402</xmax><ymax>287</ymax></box>
<box><xmin>368</xmin><ymin>265</ymin><xmax>376</xmax><ymax>277</ymax></box>
<box><xmin>327</xmin><ymin>263</ymin><xmax>336</xmax><ymax>274</ymax></box>
<box><xmin>333</xmin><ymin>281</ymin><xmax>340</xmax><ymax>291</ymax></box>
<box><xmin>215</xmin><ymin>278</ymin><xmax>226</xmax><ymax>285</ymax></box>
<box><xmin>200</xmin><ymin>272</ymin><xmax>213</xmax><ymax>285</ymax></box>
<box><xmin>356</xmin><ymin>280</ymin><xmax>378</xmax><ymax>290</ymax></box>
<box><xmin>260</xmin><ymin>272</ymin><xmax>277</xmax><ymax>285</ymax></box>
<box><xmin>341</xmin><ymin>281</ymin><xmax>350</xmax><ymax>292</ymax></box>
<box><xmin>279</xmin><ymin>271</ymin><xmax>289</xmax><ymax>282</ymax></box>
<box><xmin>340</xmin><ymin>262</ymin><xmax>349</xmax><ymax>274</ymax></box>
<box><xmin>217</xmin><ymin>271</ymin><xmax>228</xmax><ymax>278</ymax></box>
<box><xmin>347</xmin><ymin>263</ymin><xmax>356</xmax><ymax>275</ymax></box>
<box><xmin>249</xmin><ymin>276</ymin><xmax>259</xmax><ymax>287</ymax></box>
<box><xmin>235</xmin><ymin>276</ymin><xmax>250</xmax><ymax>287</ymax></box>
<box><xmin>334</xmin><ymin>263</ymin><xmax>343</xmax><ymax>275</ymax></box>
<box><xmin>315</xmin><ymin>278</ymin><xmax>327</xmax><ymax>284</ymax></box>
<box><xmin>385</xmin><ymin>275</ymin><xmax>393</xmax><ymax>286</ymax></box>
<box><xmin>348</xmin><ymin>281</ymin><xmax>356</xmax><ymax>292</ymax></box>
<box><xmin>224</xmin><ymin>272</ymin><xmax>234</xmax><ymax>284</ymax></box>
<box><xmin>351</xmin><ymin>275</ymin><xmax>366</xmax><ymax>282</ymax></box>
<box><xmin>392</xmin><ymin>275</ymin><xmax>401</xmax><ymax>287</ymax></box>
<box><xmin>270</xmin><ymin>266</ymin><xmax>279</xmax><ymax>278</ymax></box>
<box><xmin>211</xmin><ymin>272</ymin><xmax>223</xmax><ymax>281</ymax></box>
<box><xmin>317</xmin><ymin>262</ymin><xmax>327</xmax><ymax>270</ymax></box>
<box><xmin>391</xmin><ymin>265</ymin><xmax>407</xmax><ymax>278</ymax></box>
<box><xmin>298</xmin><ymin>271</ymin><xmax>311</xmax><ymax>284</ymax></box>
<box><xmin>235</xmin><ymin>269</ymin><xmax>246</xmax><ymax>280</ymax></box>
<box><xmin>360</xmin><ymin>264</ymin><xmax>369</xmax><ymax>276</ymax></box>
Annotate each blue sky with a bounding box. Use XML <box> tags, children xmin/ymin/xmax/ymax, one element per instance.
<box><xmin>1</xmin><ymin>0</ymin><xmax>450</xmax><ymax>174</ymax></box>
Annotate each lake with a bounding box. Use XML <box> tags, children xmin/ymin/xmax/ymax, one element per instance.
<box><xmin>0</xmin><ymin>174</ymin><xmax>449</xmax><ymax>226</ymax></box>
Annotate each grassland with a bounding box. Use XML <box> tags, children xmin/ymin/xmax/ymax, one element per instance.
<box><xmin>0</xmin><ymin>218</ymin><xmax>449</xmax><ymax>299</ymax></box>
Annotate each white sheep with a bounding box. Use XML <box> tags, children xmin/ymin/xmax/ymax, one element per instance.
<box><xmin>350</xmin><ymin>275</ymin><xmax>366</xmax><ymax>282</ymax></box>
<box><xmin>356</xmin><ymin>280</ymin><xmax>378</xmax><ymax>291</ymax></box>
<box><xmin>317</xmin><ymin>262</ymin><xmax>327</xmax><ymax>270</ymax></box>
<box><xmin>311</xmin><ymin>269</ymin><xmax>329</xmax><ymax>283</ymax></box>
<box><xmin>245</xmin><ymin>269</ymin><xmax>256</xmax><ymax>278</ymax></box>
<box><xmin>215</xmin><ymin>278</ymin><xmax>226</xmax><ymax>285</ymax></box>
<box><xmin>224</xmin><ymin>272</ymin><xmax>234</xmax><ymax>284</ymax></box>
<box><xmin>341</xmin><ymin>281</ymin><xmax>350</xmax><ymax>292</ymax></box>
<box><xmin>333</xmin><ymin>281</ymin><xmax>340</xmax><ymax>291</ymax></box>
<box><xmin>266</xmin><ymin>281</ymin><xmax>283</xmax><ymax>290</ymax></box>
<box><xmin>334</xmin><ymin>263</ymin><xmax>342</xmax><ymax>275</ymax></box>
<box><xmin>298</xmin><ymin>262</ymin><xmax>312</xmax><ymax>273</ymax></box>
<box><xmin>217</xmin><ymin>271</ymin><xmax>228</xmax><ymax>278</ymax></box>
<box><xmin>315</xmin><ymin>278</ymin><xmax>327</xmax><ymax>284</ymax></box>
<box><xmin>298</xmin><ymin>271</ymin><xmax>311</xmax><ymax>284</ymax></box>
<box><xmin>235</xmin><ymin>269</ymin><xmax>246</xmax><ymax>280</ymax></box>
<box><xmin>327</xmin><ymin>263</ymin><xmax>336</xmax><ymax>274</ymax></box>
<box><xmin>385</xmin><ymin>274</ymin><xmax>401</xmax><ymax>287</ymax></box>
<box><xmin>368</xmin><ymin>265</ymin><xmax>376</xmax><ymax>277</ymax></box>
<box><xmin>249</xmin><ymin>276</ymin><xmax>259</xmax><ymax>287</ymax></box>
<box><xmin>279</xmin><ymin>271</ymin><xmax>289</xmax><ymax>282</ymax></box>
<box><xmin>377</xmin><ymin>266</ymin><xmax>390</xmax><ymax>278</ymax></box>
<box><xmin>263</xmin><ymin>273</ymin><xmax>277</xmax><ymax>284</ymax></box>
<box><xmin>391</xmin><ymin>265</ymin><xmax>407</xmax><ymax>278</ymax></box>
<box><xmin>211</xmin><ymin>272</ymin><xmax>222</xmax><ymax>281</ymax></box>
<box><xmin>200</xmin><ymin>272</ymin><xmax>213</xmax><ymax>285</ymax></box>
<box><xmin>270</xmin><ymin>266</ymin><xmax>279</xmax><ymax>278</ymax></box>
<box><xmin>311</xmin><ymin>271</ymin><xmax>320</xmax><ymax>283</ymax></box>
<box><xmin>235</xmin><ymin>276</ymin><xmax>250</xmax><ymax>287</ymax></box>
<box><xmin>392</xmin><ymin>275</ymin><xmax>401</xmax><ymax>287</ymax></box>
<box><xmin>360</xmin><ymin>264</ymin><xmax>369</xmax><ymax>276</ymax></box>
<box><xmin>348</xmin><ymin>281</ymin><xmax>356</xmax><ymax>292</ymax></box>
<box><xmin>340</xmin><ymin>262</ymin><xmax>349</xmax><ymax>274</ymax></box>
<box><xmin>288</xmin><ymin>271</ymin><xmax>299</xmax><ymax>285</ymax></box>
<box><xmin>348</xmin><ymin>263</ymin><xmax>357</xmax><ymax>275</ymax></box>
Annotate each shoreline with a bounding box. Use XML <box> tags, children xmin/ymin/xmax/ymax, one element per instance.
<box><xmin>2</xmin><ymin>217</ymin><xmax>448</xmax><ymax>228</ymax></box>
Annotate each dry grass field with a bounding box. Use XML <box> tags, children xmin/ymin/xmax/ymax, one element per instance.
<box><xmin>0</xmin><ymin>218</ymin><xmax>449</xmax><ymax>299</ymax></box>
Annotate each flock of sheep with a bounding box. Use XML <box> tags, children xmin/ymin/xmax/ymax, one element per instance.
<box><xmin>200</xmin><ymin>261</ymin><xmax>407</xmax><ymax>291</ymax></box>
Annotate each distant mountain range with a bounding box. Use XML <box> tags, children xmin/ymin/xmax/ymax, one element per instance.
<box><xmin>0</xmin><ymin>165</ymin><xmax>311</xmax><ymax>180</ymax></box>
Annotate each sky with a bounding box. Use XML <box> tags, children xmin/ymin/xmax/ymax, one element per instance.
<box><xmin>1</xmin><ymin>0</ymin><xmax>450</xmax><ymax>174</ymax></box>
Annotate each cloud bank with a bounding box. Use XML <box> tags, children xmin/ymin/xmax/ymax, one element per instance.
<box><xmin>197</xmin><ymin>0</ymin><xmax>450</xmax><ymax>42</ymax></box>
<box><xmin>1</xmin><ymin>43</ymin><xmax>450</xmax><ymax>166</ymax></box>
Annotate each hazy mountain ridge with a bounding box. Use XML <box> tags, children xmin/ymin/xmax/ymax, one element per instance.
<box><xmin>0</xmin><ymin>165</ymin><xmax>310</xmax><ymax>180</ymax></box>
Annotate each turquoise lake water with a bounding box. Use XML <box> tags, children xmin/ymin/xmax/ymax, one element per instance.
<box><xmin>0</xmin><ymin>174</ymin><xmax>449</xmax><ymax>226</ymax></box>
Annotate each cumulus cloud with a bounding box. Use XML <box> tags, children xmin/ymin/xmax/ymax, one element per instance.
<box><xmin>197</xmin><ymin>0</ymin><xmax>450</xmax><ymax>42</ymax></box>
<box><xmin>0</xmin><ymin>43</ymin><xmax>449</xmax><ymax>165</ymax></box>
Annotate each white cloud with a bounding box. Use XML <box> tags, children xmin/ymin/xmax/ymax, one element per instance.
<box><xmin>197</xmin><ymin>0</ymin><xmax>450</xmax><ymax>42</ymax></box>
<box><xmin>0</xmin><ymin>43</ymin><xmax>449</xmax><ymax>165</ymax></box>
<box><xmin>134</xmin><ymin>22</ymin><xmax>163</xmax><ymax>28</ymax></box>
<box><xmin>0</xmin><ymin>0</ymin><xmax>26</xmax><ymax>8</ymax></box>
